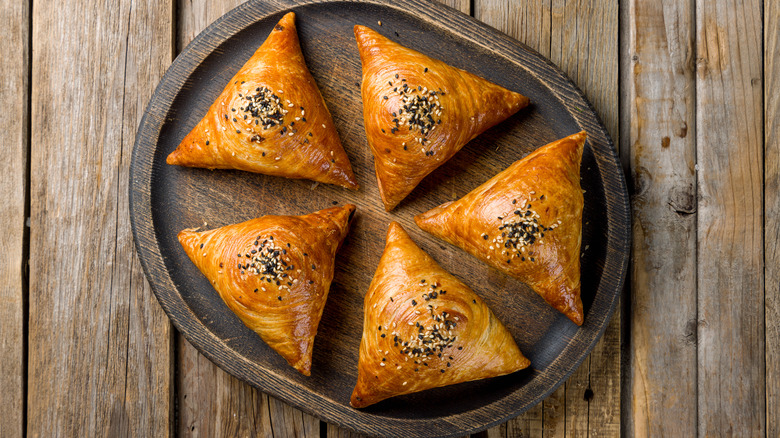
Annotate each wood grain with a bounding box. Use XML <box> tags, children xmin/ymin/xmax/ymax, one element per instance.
<box><xmin>766</xmin><ymin>1</ymin><xmax>779</xmax><ymax>435</ymax></box>
<box><xmin>0</xmin><ymin>0</ymin><xmax>29</xmax><ymax>437</ymax></box>
<box><xmin>695</xmin><ymin>0</ymin><xmax>764</xmax><ymax>435</ymax></box>
<box><xmin>175</xmin><ymin>1</ymin><xmax>322</xmax><ymax>436</ymax></box>
<box><xmin>27</xmin><ymin>0</ymin><xmax>174</xmax><ymax>436</ymax></box>
<box><xmin>474</xmin><ymin>0</ymin><xmax>620</xmax><ymax>435</ymax></box>
<box><xmin>623</xmin><ymin>0</ymin><xmax>698</xmax><ymax>435</ymax></box>
<box><xmin>437</xmin><ymin>0</ymin><xmax>470</xmax><ymax>15</ymax></box>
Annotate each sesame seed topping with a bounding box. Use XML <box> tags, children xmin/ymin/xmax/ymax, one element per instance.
<box><xmin>238</xmin><ymin>236</ymin><xmax>296</xmax><ymax>287</ymax></box>
<box><xmin>495</xmin><ymin>200</ymin><xmax>553</xmax><ymax>261</ymax></box>
<box><xmin>240</xmin><ymin>86</ymin><xmax>289</xmax><ymax>129</ymax></box>
<box><xmin>386</xmin><ymin>78</ymin><xmax>444</xmax><ymax>154</ymax></box>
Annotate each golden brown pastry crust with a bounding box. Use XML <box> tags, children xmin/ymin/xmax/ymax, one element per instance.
<box><xmin>167</xmin><ymin>12</ymin><xmax>358</xmax><ymax>190</ymax></box>
<box><xmin>354</xmin><ymin>25</ymin><xmax>530</xmax><ymax>210</ymax></box>
<box><xmin>351</xmin><ymin>222</ymin><xmax>529</xmax><ymax>408</ymax></box>
<box><xmin>415</xmin><ymin>132</ymin><xmax>586</xmax><ymax>325</ymax></box>
<box><xmin>178</xmin><ymin>205</ymin><xmax>356</xmax><ymax>375</ymax></box>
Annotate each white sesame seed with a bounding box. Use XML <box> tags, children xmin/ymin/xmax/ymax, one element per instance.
<box><xmin>322</xmin><ymin>124</ymin><xmax>326</xmax><ymax>129</ymax></box>
<box><xmin>380</xmin><ymin>362</ymin><xmax>385</xmax><ymax>367</ymax></box>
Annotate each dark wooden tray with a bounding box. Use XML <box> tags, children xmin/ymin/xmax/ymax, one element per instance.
<box><xmin>129</xmin><ymin>0</ymin><xmax>630</xmax><ymax>436</ymax></box>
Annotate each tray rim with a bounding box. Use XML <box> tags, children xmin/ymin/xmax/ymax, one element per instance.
<box><xmin>129</xmin><ymin>0</ymin><xmax>630</xmax><ymax>436</ymax></box>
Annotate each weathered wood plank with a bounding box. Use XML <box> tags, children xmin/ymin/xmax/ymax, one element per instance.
<box><xmin>27</xmin><ymin>0</ymin><xmax>174</xmax><ymax>436</ymax></box>
<box><xmin>0</xmin><ymin>0</ymin><xmax>29</xmax><ymax>437</ymax></box>
<box><xmin>766</xmin><ymin>1</ymin><xmax>780</xmax><ymax>435</ymax></box>
<box><xmin>178</xmin><ymin>336</ymin><xmax>276</xmax><ymax>436</ymax></box>
<box><xmin>542</xmin><ymin>385</ymin><xmax>565</xmax><ymax>438</ymax></box>
<box><xmin>622</xmin><ymin>0</ymin><xmax>698</xmax><ymax>435</ymax></box>
<box><xmin>175</xmin><ymin>1</ymin><xmax>322</xmax><ymax>436</ymax></box>
<box><xmin>695</xmin><ymin>0</ymin><xmax>764</xmax><ymax>435</ymax></box>
<box><xmin>437</xmin><ymin>0</ymin><xmax>471</xmax><ymax>15</ymax></box>
<box><xmin>475</xmin><ymin>0</ymin><xmax>620</xmax><ymax>435</ymax></box>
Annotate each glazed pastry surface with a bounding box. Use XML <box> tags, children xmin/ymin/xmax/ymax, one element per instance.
<box><xmin>178</xmin><ymin>205</ymin><xmax>356</xmax><ymax>375</ymax></box>
<box><xmin>351</xmin><ymin>222</ymin><xmax>529</xmax><ymax>408</ymax></box>
<box><xmin>415</xmin><ymin>132</ymin><xmax>586</xmax><ymax>325</ymax></box>
<box><xmin>354</xmin><ymin>25</ymin><xmax>529</xmax><ymax>210</ymax></box>
<box><xmin>167</xmin><ymin>12</ymin><xmax>358</xmax><ymax>190</ymax></box>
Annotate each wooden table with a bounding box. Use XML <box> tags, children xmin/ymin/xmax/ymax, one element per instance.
<box><xmin>1</xmin><ymin>0</ymin><xmax>775</xmax><ymax>436</ymax></box>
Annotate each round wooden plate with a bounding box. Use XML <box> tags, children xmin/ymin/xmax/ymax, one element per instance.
<box><xmin>130</xmin><ymin>0</ymin><xmax>630</xmax><ymax>436</ymax></box>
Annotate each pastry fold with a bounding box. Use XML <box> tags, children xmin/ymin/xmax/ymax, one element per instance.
<box><xmin>415</xmin><ymin>132</ymin><xmax>586</xmax><ymax>325</ymax></box>
<box><xmin>167</xmin><ymin>12</ymin><xmax>358</xmax><ymax>190</ymax></box>
<box><xmin>354</xmin><ymin>25</ymin><xmax>530</xmax><ymax>210</ymax></box>
<box><xmin>178</xmin><ymin>204</ymin><xmax>356</xmax><ymax>375</ymax></box>
<box><xmin>351</xmin><ymin>222</ymin><xmax>529</xmax><ymax>408</ymax></box>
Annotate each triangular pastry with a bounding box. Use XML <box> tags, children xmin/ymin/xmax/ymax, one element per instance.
<box><xmin>415</xmin><ymin>132</ymin><xmax>586</xmax><ymax>325</ymax></box>
<box><xmin>178</xmin><ymin>204</ymin><xmax>356</xmax><ymax>375</ymax></box>
<box><xmin>167</xmin><ymin>12</ymin><xmax>358</xmax><ymax>190</ymax></box>
<box><xmin>354</xmin><ymin>25</ymin><xmax>530</xmax><ymax>210</ymax></box>
<box><xmin>351</xmin><ymin>222</ymin><xmax>529</xmax><ymax>408</ymax></box>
